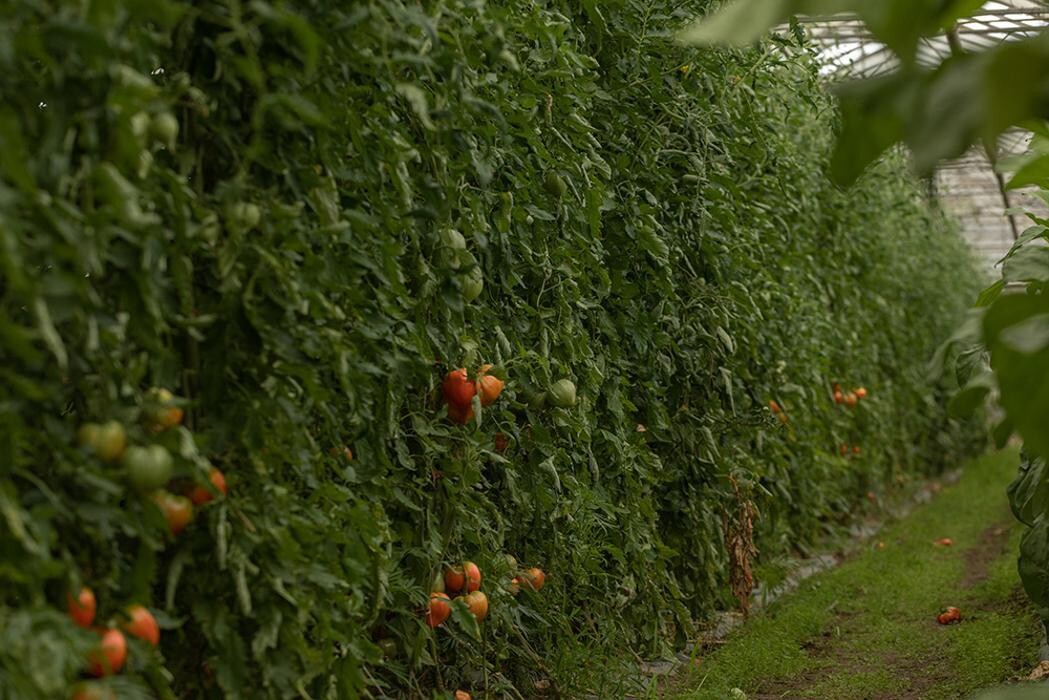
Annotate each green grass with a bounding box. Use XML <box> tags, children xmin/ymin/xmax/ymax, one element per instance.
<box><xmin>670</xmin><ymin>449</ymin><xmax>1041</xmax><ymax>700</ymax></box>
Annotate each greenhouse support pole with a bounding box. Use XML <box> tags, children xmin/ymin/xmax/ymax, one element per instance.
<box><xmin>947</xmin><ymin>26</ymin><xmax>1020</xmax><ymax>241</ymax></box>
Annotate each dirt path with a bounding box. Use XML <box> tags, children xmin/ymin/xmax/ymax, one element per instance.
<box><xmin>670</xmin><ymin>450</ymin><xmax>1042</xmax><ymax>700</ymax></box>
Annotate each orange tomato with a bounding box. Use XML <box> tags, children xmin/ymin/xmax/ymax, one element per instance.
<box><xmin>463</xmin><ymin>561</ymin><xmax>482</xmax><ymax>593</ymax></box>
<box><xmin>768</xmin><ymin>400</ymin><xmax>781</xmax><ymax>414</ymax></box>
<box><xmin>444</xmin><ymin>565</ymin><xmax>466</xmax><ymax>593</ymax></box>
<box><xmin>521</xmin><ymin>567</ymin><xmax>546</xmax><ymax>592</ymax></box>
<box><xmin>87</xmin><ymin>628</ymin><xmax>127</xmax><ymax>677</ymax></box>
<box><xmin>934</xmin><ymin>538</ymin><xmax>954</xmax><ymax>547</ymax></box>
<box><xmin>833</xmin><ymin>391</ymin><xmax>844</xmax><ymax>404</ymax></box>
<box><xmin>427</xmin><ymin>592</ymin><xmax>451</xmax><ymax>628</ymax></box>
<box><xmin>844</xmin><ymin>392</ymin><xmax>858</xmax><ymax>408</ymax></box>
<box><xmin>855</xmin><ymin>387</ymin><xmax>868</xmax><ymax>399</ymax></box>
<box><xmin>188</xmin><ymin>468</ymin><xmax>228</xmax><ymax>506</ymax></box>
<box><xmin>68</xmin><ymin>587</ymin><xmax>97</xmax><ymax>629</ymax></box>
<box><xmin>839</xmin><ymin>444</ymin><xmax>849</xmax><ymax>456</ymax></box>
<box><xmin>122</xmin><ymin>604</ymin><xmax>160</xmax><ymax>647</ymax></box>
<box><xmin>152</xmin><ymin>491</ymin><xmax>194</xmax><ymax>535</ymax></box>
<box><xmin>509</xmin><ymin>577</ymin><xmax>521</xmax><ymax>595</ymax></box>
<box><xmin>454</xmin><ymin>692</ymin><xmax>471</xmax><ymax>700</ymax></box>
<box><xmin>475</xmin><ymin>364</ymin><xmax>505</xmax><ymax>406</ymax></box>
<box><xmin>464</xmin><ymin>591</ymin><xmax>488</xmax><ymax>621</ymax></box>
<box><xmin>442</xmin><ymin>368</ymin><xmax>476</xmax><ymax>410</ymax></box>
<box><xmin>852</xmin><ymin>445</ymin><xmax>861</xmax><ymax>456</ymax></box>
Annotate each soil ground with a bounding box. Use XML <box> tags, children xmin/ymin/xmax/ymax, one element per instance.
<box><xmin>668</xmin><ymin>449</ymin><xmax>1043</xmax><ymax>700</ymax></box>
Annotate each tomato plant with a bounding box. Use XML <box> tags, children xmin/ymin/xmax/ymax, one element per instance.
<box><xmin>0</xmin><ymin>1</ymin><xmax>985</xmax><ymax>697</ymax></box>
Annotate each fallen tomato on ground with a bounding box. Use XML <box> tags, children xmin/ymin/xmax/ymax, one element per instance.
<box><xmin>937</xmin><ymin>606</ymin><xmax>961</xmax><ymax>625</ymax></box>
<box><xmin>934</xmin><ymin>538</ymin><xmax>954</xmax><ymax>547</ymax></box>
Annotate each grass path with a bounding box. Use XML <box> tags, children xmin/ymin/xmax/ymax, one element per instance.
<box><xmin>669</xmin><ymin>449</ymin><xmax>1041</xmax><ymax>700</ymax></box>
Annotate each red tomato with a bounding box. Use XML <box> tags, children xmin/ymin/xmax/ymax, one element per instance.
<box><xmin>852</xmin><ymin>445</ymin><xmax>861</xmax><ymax>456</ymax></box>
<box><xmin>444</xmin><ymin>566</ymin><xmax>466</xmax><ymax>594</ymax></box>
<box><xmin>839</xmin><ymin>444</ymin><xmax>849</xmax><ymax>456</ymax></box>
<box><xmin>464</xmin><ymin>591</ymin><xmax>488</xmax><ymax>621</ymax></box>
<box><xmin>427</xmin><ymin>592</ymin><xmax>451</xmax><ymax>628</ymax></box>
<box><xmin>934</xmin><ymin>538</ymin><xmax>954</xmax><ymax>547</ymax></box>
<box><xmin>122</xmin><ymin>604</ymin><xmax>160</xmax><ymax>647</ymax></box>
<box><xmin>475</xmin><ymin>365</ymin><xmax>505</xmax><ymax>406</ymax></box>
<box><xmin>188</xmin><ymin>468</ymin><xmax>228</xmax><ymax>506</ymax></box>
<box><xmin>844</xmin><ymin>392</ymin><xmax>858</xmax><ymax>408</ymax></box>
<box><xmin>855</xmin><ymin>387</ymin><xmax>868</xmax><ymax>399</ymax></box>
<box><xmin>768</xmin><ymin>400</ymin><xmax>781</xmax><ymax>414</ymax></box>
<box><xmin>442</xmin><ymin>369</ymin><xmax>476</xmax><ymax>410</ymax></box>
<box><xmin>88</xmin><ymin>628</ymin><xmax>127</xmax><ymax>677</ymax></box>
<box><xmin>68</xmin><ymin>587</ymin><xmax>96</xmax><ymax>629</ymax></box>
<box><xmin>463</xmin><ymin>561</ymin><xmax>482</xmax><ymax>593</ymax></box>
<box><xmin>833</xmin><ymin>391</ymin><xmax>844</xmax><ymax>405</ymax></box>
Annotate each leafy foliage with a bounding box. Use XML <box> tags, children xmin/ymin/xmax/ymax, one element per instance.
<box><xmin>0</xmin><ymin>1</ymin><xmax>982</xmax><ymax>697</ymax></box>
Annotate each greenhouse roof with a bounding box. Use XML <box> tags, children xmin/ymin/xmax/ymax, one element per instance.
<box><xmin>794</xmin><ymin>1</ymin><xmax>1049</xmax><ymax>270</ymax></box>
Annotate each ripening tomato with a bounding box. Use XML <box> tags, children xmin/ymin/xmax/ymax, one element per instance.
<box><xmin>934</xmin><ymin>538</ymin><xmax>954</xmax><ymax>547</ymax></box>
<box><xmin>521</xmin><ymin>567</ymin><xmax>546</xmax><ymax>592</ymax></box>
<box><xmin>454</xmin><ymin>691</ymin><xmax>471</xmax><ymax>700</ymax></box>
<box><xmin>144</xmin><ymin>388</ymin><xmax>183</xmax><ymax>430</ymax></box>
<box><xmin>122</xmin><ymin>604</ymin><xmax>160</xmax><ymax>647</ymax></box>
<box><xmin>78</xmin><ymin>421</ymin><xmax>128</xmax><ymax>462</ymax></box>
<box><xmin>88</xmin><ymin>628</ymin><xmax>127</xmax><ymax>677</ymax></box>
<box><xmin>852</xmin><ymin>445</ymin><xmax>861</xmax><ymax>456</ymax></box>
<box><xmin>509</xmin><ymin>577</ymin><xmax>521</xmax><ymax>595</ymax></box>
<box><xmin>475</xmin><ymin>365</ymin><xmax>505</xmax><ymax>406</ymax></box>
<box><xmin>833</xmin><ymin>391</ymin><xmax>844</xmax><ymax>405</ymax></box>
<box><xmin>427</xmin><ymin>592</ymin><xmax>451</xmax><ymax>628</ymax></box>
<box><xmin>464</xmin><ymin>591</ymin><xmax>488</xmax><ymax>621</ymax></box>
<box><xmin>444</xmin><ymin>565</ymin><xmax>466</xmax><ymax>594</ymax></box>
<box><xmin>463</xmin><ymin>561</ymin><xmax>482</xmax><ymax>593</ymax></box>
<box><xmin>443</xmin><ymin>369</ymin><xmax>476</xmax><ymax>409</ymax></box>
<box><xmin>844</xmin><ymin>392</ymin><xmax>858</xmax><ymax>408</ymax></box>
<box><xmin>68</xmin><ymin>587</ymin><xmax>97</xmax><ymax>629</ymax></box>
<box><xmin>152</xmin><ymin>491</ymin><xmax>194</xmax><ymax>535</ymax></box>
<box><xmin>188</xmin><ymin>468</ymin><xmax>228</xmax><ymax>506</ymax></box>
<box><xmin>855</xmin><ymin>387</ymin><xmax>868</xmax><ymax>399</ymax></box>
<box><xmin>839</xmin><ymin>444</ymin><xmax>849</xmax><ymax>456</ymax></box>
<box><xmin>768</xmin><ymin>400</ymin><xmax>781</xmax><ymax>414</ymax></box>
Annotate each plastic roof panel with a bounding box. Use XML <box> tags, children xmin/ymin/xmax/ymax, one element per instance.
<box><xmin>788</xmin><ymin>1</ymin><xmax>1049</xmax><ymax>271</ymax></box>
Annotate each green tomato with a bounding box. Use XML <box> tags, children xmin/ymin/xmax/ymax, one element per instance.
<box><xmin>544</xmin><ymin>171</ymin><xmax>567</xmax><ymax>198</ymax></box>
<box><xmin>150</xmin><ymin>112</ymin><xmax>179</xmax><ymax>148</ymax></box>
<box><xmin>440</xmin><ymin>228</ymin><xmax>467</xmax><ymax>250</ymax></box>
<box><xmin>123</xmin><ymin>445</ymin><xmax>174</xmax><ymax>491</ymax></box>
<box><xmin>227</xmin><ymin>202</ymin><xmax>261</xmax><ymax>231</ymax></box>
<box><xmin>549</xmin><ymin>379</ymin><xmax>577</xmax><ymax>408</ymax></box>
<box><xmin>461</xmin><ymin>266</ymin><xmax>484</xmax><ymax>303</ymax></box>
